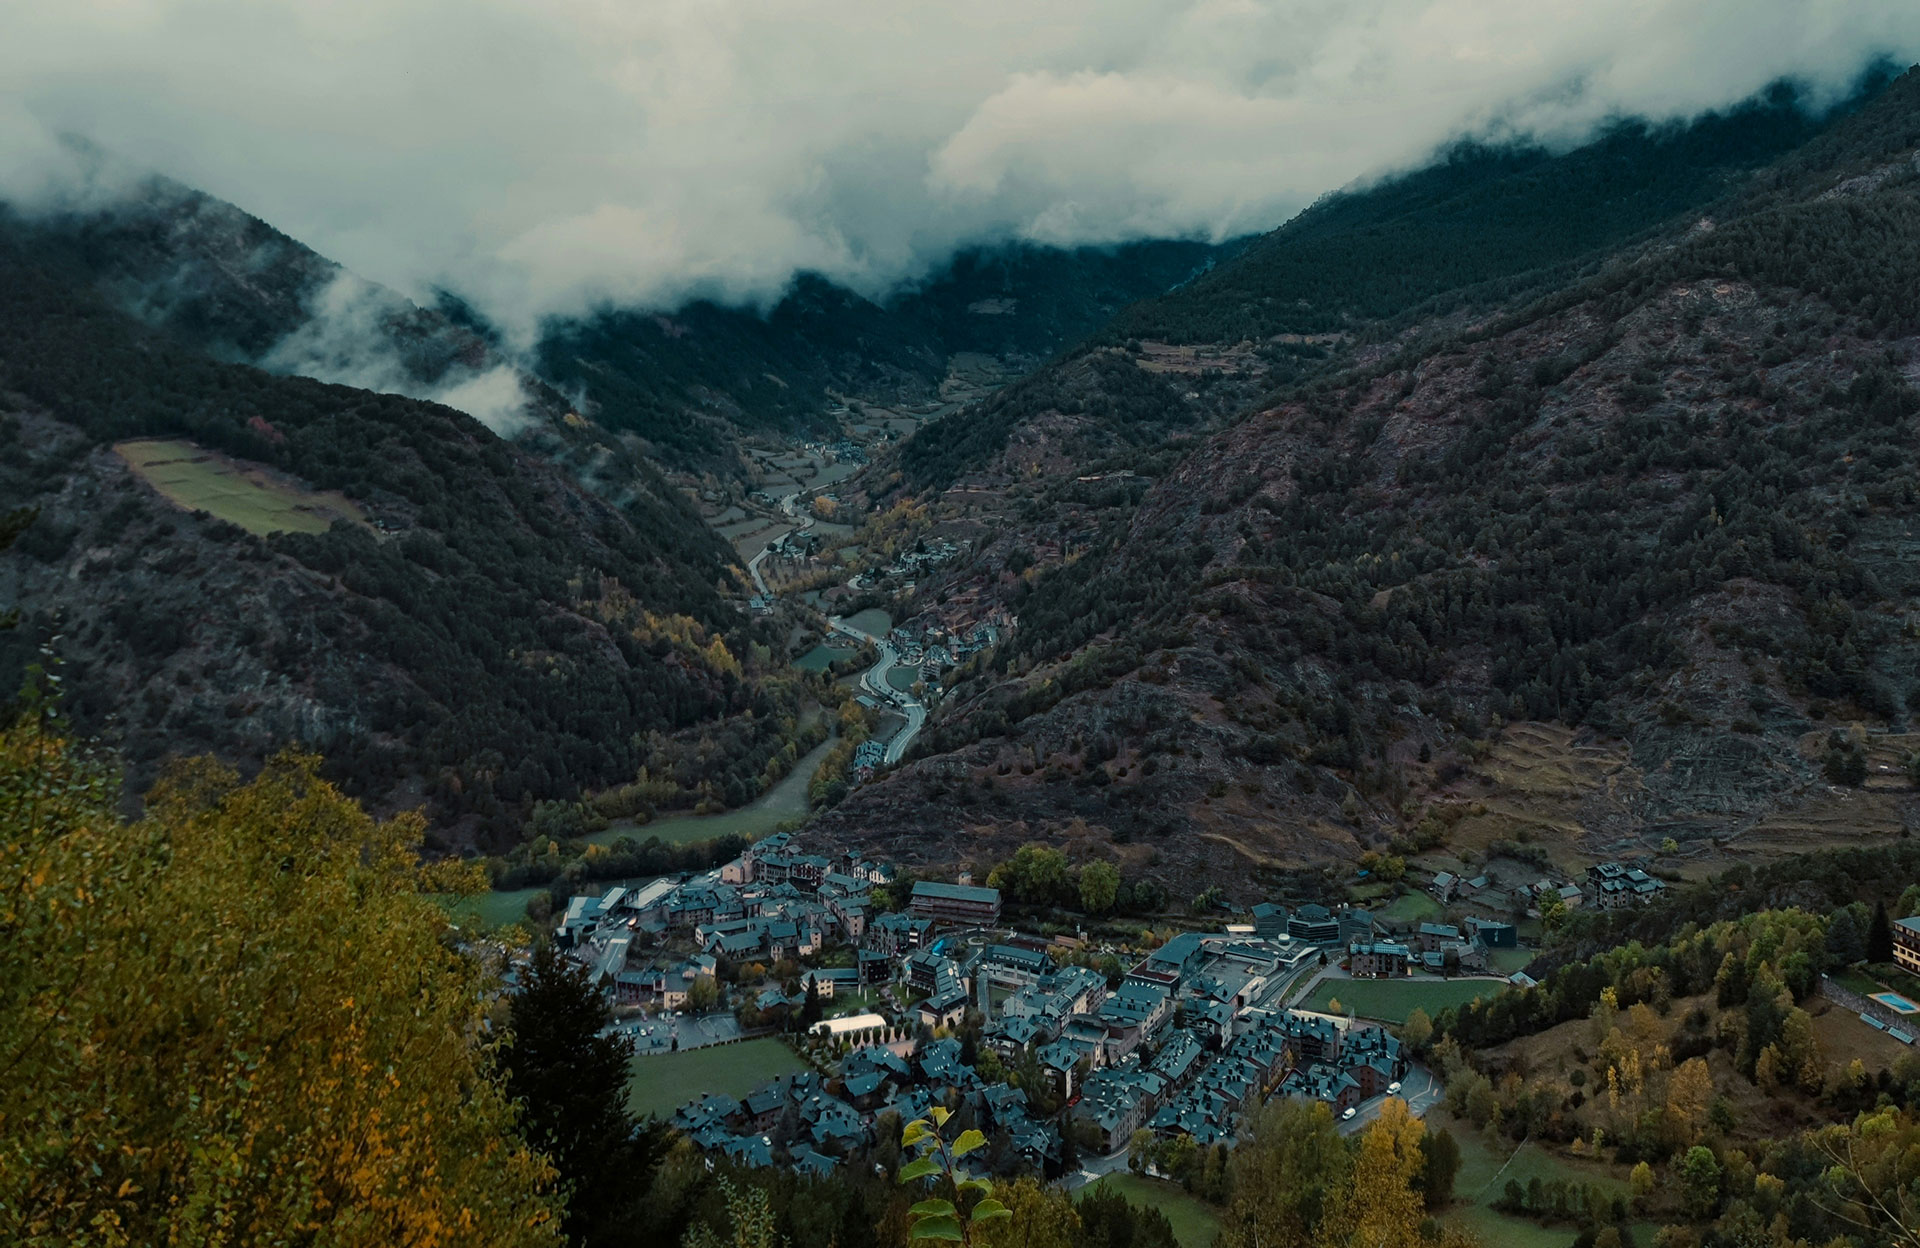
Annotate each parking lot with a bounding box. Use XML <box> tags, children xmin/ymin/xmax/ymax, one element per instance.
<box><xmin>612</xmin><ymin>1011</ymin><xmax>742</xmax><ymax>1055</ymax></box>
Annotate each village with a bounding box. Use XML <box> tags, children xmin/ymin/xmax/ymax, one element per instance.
<box><xmin>538</xmin><ymin>830</ymin><xmax>1677</xmax><ymax>1187</ymax></box>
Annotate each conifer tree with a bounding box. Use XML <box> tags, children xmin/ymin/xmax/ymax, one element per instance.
<box><xmin>1870</xmin><ymin>899</ymin><xmax>1895</xmax><ymax>965</ymax></box>
<box><xmin>503</xmin><ymin>943</ymin><xmax>665</xmax><ymax>1247</ymax></box>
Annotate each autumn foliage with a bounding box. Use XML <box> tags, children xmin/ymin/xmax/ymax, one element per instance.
<box><xmin>0</xmin><ymin>699</ymin><xmax>564</xmax><ymax>1247</ymax></box>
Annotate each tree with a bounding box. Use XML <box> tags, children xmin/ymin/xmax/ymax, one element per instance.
<box><xmin>1419</xmin><ymin>1125</ymin><xmax>1462</xmax><ymax>1210</ymax></box>
<box><xmin>1870</xmin><ymin>900</ymin><xmax>1895</xmax><ymax>965</ymax></box>
<box><xmin>988</xmin><ymin>844</ymin><xmax>1071</xmax><ymax>906</ymax></box>
<box><xmin>1827</xmin><ymin>904</ymin><xmax>1868</xmax><ymax>965</ymax></box>
<box><xmin>1679</xmin><ymin>1145</ymin><xmax>1721</xmax><ymax>1219</ymax></box>
<box><xmin>975</xmin><ymin>1178</ymin><xmax>1077</xmax><ymax>1248</ymax></box>
<box><xmin>0</xmin><ymin>733</ymin><xmax>563</xmax><ymax>1246</ymax></box>
<box><xmin>0</xmin><ymin>506</ymin><xmax>32</xmax><ymax>629</ymax></box>
<box><xmin>1128</xmin><ymin>1128</ymin><xmax>1155</xmax><ymax>1173</ymax></box>
<box><xmin>1901</xmin><ymin>884</ymin><xmax>1920</xmax><ymax>920</ymax></box>
<box><xmin>1540</xmin><ymin>890</ymin><xmax>1569</xmax><ymax>936</ymax></box>
<box><xmin>1077</xmin><ymin>1182</ymin><xmax>1178</xmax><ymax>1248</ymax></box>
<box><xmin>683</xmin><ymin>1178</ymin><xmax>781</xmax><ymax>1248</ymax></box>
<box><xmin>1400</xmin><ymin>1008</ymin><xmax>1434</xmax><ymax>1053</ymax></box>
<box><xmin>689</xmin><ymin>973</ymin><xmax>721</xmax><ymax>1012</ymax></box>
<box><xmin>1079</xmin><ymin>860</ymin><xmax>1121</xmax><ymax>915</ymax></box>
<box><xmin>1664</xmin><ymin>1058</ymin><xmax>1713</xmax><ymax>1151</ymax></box>
<box><xmin>1217</xmin><ymin>1099</ymin><xmax>1351</xmax><ymax>1248</ymax></box>
<box><xmin>504</xmin><ymin>943</ymin><xmax>660</xmax><ymax>1246</ymax></box>
<box><xmin>1630</xmin><ymin>1161</ymin><xmax>1656</xmax><ymax>1208</ymax></box>
<box><xmin>1336</xmin><ymin>1100</ymin><xmax>1428</xmax><ymax>1248</ymax></box>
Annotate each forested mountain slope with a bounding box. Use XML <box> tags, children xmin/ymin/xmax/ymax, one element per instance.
<box><xmin>21</xmin><ymin>150</ymin><xmax>1235</xmax><ymax>477</ymax></box>
<box><xmin>889</xmin><ymin>74</ymin><xmax>1892</xmax><ymax>496</ymax></box>
<box><xmin>0</xmin><ymin>224</ymin><xmax>767</xmax><ymax>850</ymax></box>
<box><xmin>535</xmin><ymin>238</ymin><xmax>1233</xmax><ymax>468</ymax></box>
<box><xmin>822</xmin><ymin>67</ymin><xmax>1920</xmax><ymax>889</ymax></box>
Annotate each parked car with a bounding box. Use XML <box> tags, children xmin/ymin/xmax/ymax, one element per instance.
<box><xmin>1388</xmin><ymin>1081</ymin><xmax>1402</xmax><ymax>1094</ymax></box>
<box><xmin>1342</xmin><ymin>1107</ymin><xmax>1357</xmax><ymax>1121</ymax></box>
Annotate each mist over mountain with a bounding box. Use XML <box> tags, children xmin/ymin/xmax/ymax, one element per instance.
<box><xmin>8</xmin><ymin>2</ymin><xmax>1918</xmax><ymax>338</ymax></box>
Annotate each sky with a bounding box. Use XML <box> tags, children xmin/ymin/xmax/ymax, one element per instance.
<box><xmin>4</xmin><ymin>1</ymin><xmax>1920</xmax><ymax>344</ymax></box>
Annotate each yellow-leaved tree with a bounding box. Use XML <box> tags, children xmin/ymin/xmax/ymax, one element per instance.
<box><xmin>0</xmin><ymin>691</ymin><xmax>563</xmax><ymax>1248</ymax></box>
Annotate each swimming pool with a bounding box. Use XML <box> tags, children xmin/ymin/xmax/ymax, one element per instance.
<box><xmin>1871</xmin><ymin>991</ymin><xmax>1920</xmax><ymax>1015</ymax></box>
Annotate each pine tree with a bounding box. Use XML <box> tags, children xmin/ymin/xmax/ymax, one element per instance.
<box><xmin>1869</xmin><ymin>899</ymin><xmax>1895</xmax><ymax>965</ymax></box>
<box><xmin>503</xmin><ymin>943</ymin><xmax>662</xmax><ymax>1247</ymax></box>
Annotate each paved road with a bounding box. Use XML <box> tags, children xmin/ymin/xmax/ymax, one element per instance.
<box><xmin>1339</xmin><ymin>1062</ymin><xmax>1441</xmax><ymax>1135</ymax></box>
<box><xmin>743</xmin><ymin>486</ymin><xmax>932</xmax><ymax>767</ymax></box>
<box><xmin>1061</xmin><ymin>1145</ymin><xmax>1132</xmax><ymax>1192</ymax></box>
<box><xmin>827</xmin><ymin>615</ymin><xmax>928</xmax><ymax>764</ymax></box>
<box><xmin>746</xmin><ymin>492</ymin><xmax>811</xmax><ymax>597</ymax></box>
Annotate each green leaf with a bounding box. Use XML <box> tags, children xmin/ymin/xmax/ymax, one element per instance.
<box><xmin>909</xmin><ymin>1215</ymin><xmax>965</xmax><ymax>1242</ymax></box>
<box><xmin>929</xmin><ymin>1105</ymin><xmax>951</xmax><ymax>1127</ymax></box>
<box><xmin>909</xmin><ymin>1199</ymin><xmax>957</xmax><ymax>1218</ymax></box>
<box><xmin>970</xmin><ymin>1199</ymin><xmax>1012</xmax><ymax>1223</ymax></box>
<box><xmin>899</xmin><ymin>1156</ymin><xmax>941</xmax><ymax>1184</ymax></box>
<box><xmin>957</xmin><ymin>1176</ymin><xmax>995</xmax><ymax>1196</ymax></box>
<box><xmin>952</xmin><ymin>1128</ymin><xmax>988</xmax><ymax>1158</ymax></box>
<box><xmin>902</xmin><ymin>1120</ymin><xmax>930</xmax><ymax>1147</ymax></box>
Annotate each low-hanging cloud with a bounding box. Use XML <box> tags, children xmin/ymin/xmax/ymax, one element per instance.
<box><xmin>258</xmin><ymin>272</ymin><xmax>538</xmax><ymax>437</ymax></box>
<box><xmin>5</xmin><ymin>1</ymin><xmax>1920</xmax><ymax>344</ymax></box>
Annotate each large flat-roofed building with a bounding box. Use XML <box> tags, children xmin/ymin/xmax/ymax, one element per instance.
<box><xmin>910</xmin><ymin>880</ymin><xmax>1002</xmax><ymax>926</ymax></box>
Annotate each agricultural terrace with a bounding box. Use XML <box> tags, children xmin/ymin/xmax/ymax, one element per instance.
<box><xmin>116</xmin><ymin>438</ymin><xmax>366</xmax><ymax>537</ymax></box>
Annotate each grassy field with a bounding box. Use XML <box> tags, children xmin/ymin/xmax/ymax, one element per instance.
<box><xmin>1080</xmin><ymin>1173</ymin><xmax>1220</xmax><ymax>1248</ymax></box>
<box><xmin>843</xmin><ymin>608</ymin><xmax>893</xmax><ymax>637</ymax></box>
<box><xmin>117</xmin><ymin>438</ymin><xmax>365</xmax><ymax>537</ymax></box>
<box><xmin>794</xmin><ymin>642</ymin><xmax>858</xmax><ymax>672</ymax></box>
<box><xmin>1487</xmin><ymin>947</ymin><xmax>1536</xmax><ymax>975</ymax></box>
<box><xmin>436</xmin><ymin>887</ymin><xmax>541</xmax><ymax>930</ymax></box>
<box><xmin>627</xmin><ymin>1039</ymin><xmax>806</xmax><ymax>1121</ymax></box>
<box><xmin>1304</xmin><ymin>977</ymin><xmax>1500</xmax><ymax>1023</ymax></box>
<box><xmin>824</xmin><ymin>987</ymin><xmax>887</xmax><ymax>1018</ymax></box>
<box><xmin>1376</xmin><ymin>891</ymin><xmax>1444</xmax><ymax>923</ymax></box>
<box><xmin>1439</xmin><ymin>1110</ymin><xmax>1631</xmax><ymax>1248</ymax></box>
<box><xmin>886</xmin><ymin>667</ymin><xmax>918</xmax><ymax>692</ymax></box>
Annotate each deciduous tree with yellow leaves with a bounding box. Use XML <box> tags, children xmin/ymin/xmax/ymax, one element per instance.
<box><xmin>0</xmin><ymin>692</ymin><xmax>563</xmax><ymax>1248</ymax></box>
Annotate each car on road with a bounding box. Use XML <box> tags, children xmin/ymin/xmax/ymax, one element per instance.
<box><xmin>1388</xmin><ymin>1081</ymin><xmax>1402</xmax><ymax>1094</ymax></box>
<box><xmin>1342</xmin><ymin>1107</ymin><xmax>1356</xmax><ymax>1121</ymax></box>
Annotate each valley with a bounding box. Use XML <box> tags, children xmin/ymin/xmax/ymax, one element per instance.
<box><xmin>14</xmin><ymin>43</ymin><xmax>1920</xmax><ymax>1248</ymax></box>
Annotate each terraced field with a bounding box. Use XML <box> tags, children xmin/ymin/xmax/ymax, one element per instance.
<box><xmin>116</xmin><ymin>438</ymin><xmax>366</xmax><ymax>537</ymax></box>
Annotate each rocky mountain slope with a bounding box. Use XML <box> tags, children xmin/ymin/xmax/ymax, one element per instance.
<box><xmin>820</xmin><ymin>68</ymin><xmax>1920</xmax><ymax>892</ymax></box>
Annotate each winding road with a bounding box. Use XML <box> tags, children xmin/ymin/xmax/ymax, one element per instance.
<box><xmin>826</xmin><ymin>615</ymin><xmax>928</xmax><ymax>765</ymax></box>
<box><xmin>746</xmin><ymin>489</ymin><xmax>930</xmax><ymax>765</ymax></box>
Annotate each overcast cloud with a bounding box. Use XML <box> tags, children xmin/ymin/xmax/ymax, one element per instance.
<box><xmin>4</xmin><ymin>1</ymin><xmax>1919</xmax><ymax>341</ymax></box>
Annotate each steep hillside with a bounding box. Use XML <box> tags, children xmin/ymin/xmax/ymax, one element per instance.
<box><xmin>18</xmin><ymin>156</ymin><xmax>556</xmax><ymax>419</ymax></box>
<box><xmin>823</xmin><ymin>67</ymin><xmax>1920</xmax><ymax>890</ymax></box>
<box><xmin>0</xmin><ymin>224</ymin><xmax>771</xmax><ymax>851</ymax></box>
<box><xmin>887</xmin><ymin>75</ymin><xmax>1891</xmax><ymax>498</ymax></box>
